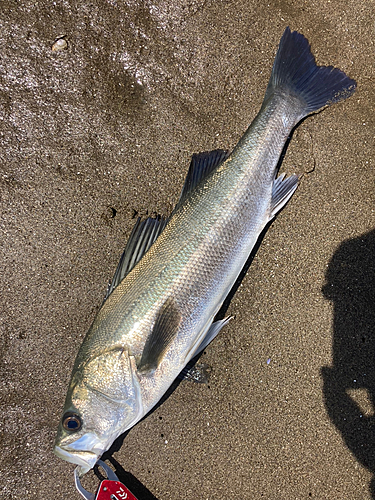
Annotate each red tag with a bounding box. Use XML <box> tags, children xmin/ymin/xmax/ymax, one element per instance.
<box><xmin>95</xmin><ymin>479</ymin><xmax>139</xmax><ymax>500</ymax></box>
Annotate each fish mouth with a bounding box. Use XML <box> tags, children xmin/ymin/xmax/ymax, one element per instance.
<box><xmin>54</xmin><ymin>438</ymin><xmax>101</xmax><ymax>475</ymax></box>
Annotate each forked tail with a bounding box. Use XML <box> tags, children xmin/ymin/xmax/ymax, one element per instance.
<box><xmin>264</xmin><ymin>27</ymin><xmax>356</xmax><ymax>116</ymax></box>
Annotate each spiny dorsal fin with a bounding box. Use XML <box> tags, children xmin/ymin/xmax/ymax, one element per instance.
<box><xmin>175</xmin><ymin>149</ymin><xmax>229</xmax><ymax>211</ymax></box>
<box><xmin>137</xmin><ymin>297</ymin><xmax>181</xmax><ymax>375</ymax></box>
<box><xmin>105</xmin><ymin>216</ymin><xmax>167</xmax><ymax>300</ymax></box>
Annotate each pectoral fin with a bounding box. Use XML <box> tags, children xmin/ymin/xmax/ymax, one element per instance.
<box><xmin>137</xmin><ymin>298</ymin><xmax>182</xmax><ymax>375</ymax></box>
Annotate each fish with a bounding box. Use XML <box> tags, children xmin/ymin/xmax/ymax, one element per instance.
<box><xmin>54</xmin><ymin>27</ymin><xmax>356</xmax><ymax>474</ymax></box>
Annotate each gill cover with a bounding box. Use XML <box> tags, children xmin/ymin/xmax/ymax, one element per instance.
<box><xmin>54</xmin><ymin>348</ymin><xmax>142</xmax><ymax>473</ymax></box>
<box><xmin>79</xmin><ymin>347</ymin><xmax>139</xmax><ymax>403</ymax></box>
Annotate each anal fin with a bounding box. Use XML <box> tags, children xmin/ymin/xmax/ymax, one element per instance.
<box><xmin>269</xmin><ymin>173</ymin><xmax>299</xmax><ymax>219</ymax></box>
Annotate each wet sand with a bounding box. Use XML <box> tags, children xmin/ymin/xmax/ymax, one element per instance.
<box><xmin>0</xmin><ymin>1</ymin><xmax>374</xmax><ymax>499</ymax></box>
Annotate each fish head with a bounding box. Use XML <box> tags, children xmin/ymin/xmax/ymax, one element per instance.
<box><xmin>54</xmin><ymin>347</ymin><xmax>141</xmax><ymax>475</ymax></box>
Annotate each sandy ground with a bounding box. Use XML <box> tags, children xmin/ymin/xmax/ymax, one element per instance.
<box><xmin>0</xmin><ymin>1</ymin><xmax>374</xmax><ymax>499</ymax></box>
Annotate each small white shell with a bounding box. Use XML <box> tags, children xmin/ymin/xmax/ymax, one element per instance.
<box><xmin>52</xmin><ymin>37</ymin><xmax>68</xmax><ymax>51</ymax></box>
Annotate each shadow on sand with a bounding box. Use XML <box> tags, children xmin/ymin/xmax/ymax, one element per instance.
<box><xmin>321</xmin><ymin>229</ymin><xmax>375</xmax><ymax>497</ymax></box>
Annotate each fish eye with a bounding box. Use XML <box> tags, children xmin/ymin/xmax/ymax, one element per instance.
<box><xmin>62</xmin><ymin>412</ymin><xmax>82</xmax><ymax>432</ymax></box>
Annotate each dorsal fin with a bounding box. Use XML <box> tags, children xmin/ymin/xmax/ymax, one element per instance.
<box><xmin>105</xmin><ymin>216</ymin><xmax>167</xmax><ymax>300</ymax></box>
<box><xmin>105</xmin><ymin>150</ymin><xmax>228</xmax><ymax>299</ymax></box>
<box><xmin>175</xmin><ymin>149</ymin><xmax>229</xmax><ymax>211</ymax></box>
<box><xmin>137</xmin><ymin>297</ymin><xmax>181</xmax><ymax>375</ymax></box>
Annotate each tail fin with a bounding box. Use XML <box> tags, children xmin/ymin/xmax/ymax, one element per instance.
<box><xmin>264</xmin><ymin>27</ymin><xmax>356</xmax><ymax>115</ymax></box>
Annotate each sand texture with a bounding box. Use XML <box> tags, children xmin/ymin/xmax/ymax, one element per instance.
<box><xmin>0</xmin><ymin>1</ymin><xmax>374</xmax><ymax>499</ymax></box>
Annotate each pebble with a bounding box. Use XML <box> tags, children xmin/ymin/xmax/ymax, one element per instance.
<box><xmin>52</xmin><ymin>37</ymin><xmax>68</xmax><ymax>51</ymax></box>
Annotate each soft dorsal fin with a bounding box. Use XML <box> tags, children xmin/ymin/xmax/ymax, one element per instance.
<box><xmin>175</xmin><ymin>149</ymin><xmax>229</xmax><ymax>211</ymax></box>
<box><xmin>105</xmin><ymin>217</ymin><xmax>167</xmax><ymax>300</ymax></box>
<box><xmin>137</xmin><ymin>297</ymin><xmax>182</xmax><ymax>375</ymax></box>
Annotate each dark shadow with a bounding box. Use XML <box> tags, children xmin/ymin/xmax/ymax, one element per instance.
<box><xmin>321</xmin><ymin>229</ymin><xmax>375</xmax><ymax>497</ymax></box>
<box><xmin>216</xmin><ymin>220</ymin><xmax>272</xmax><ymax>319</ymax></box>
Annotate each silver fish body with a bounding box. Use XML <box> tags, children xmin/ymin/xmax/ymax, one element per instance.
<box><xmin>54</xmin><ymin>28</ymin><xmax>356</xmax><ymax>474</ymax></box>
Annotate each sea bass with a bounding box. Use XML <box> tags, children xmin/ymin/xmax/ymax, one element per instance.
<box><xmin>54</xmin><ymin>27</ymin><xmax>356</xmax><ymax>474</ymax></box>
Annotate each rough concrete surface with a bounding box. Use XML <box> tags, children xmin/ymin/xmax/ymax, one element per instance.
<box><xmin>0</xmin><ymin>1</ymin><xmax>374</xmax><ymax>499</ymax></box>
